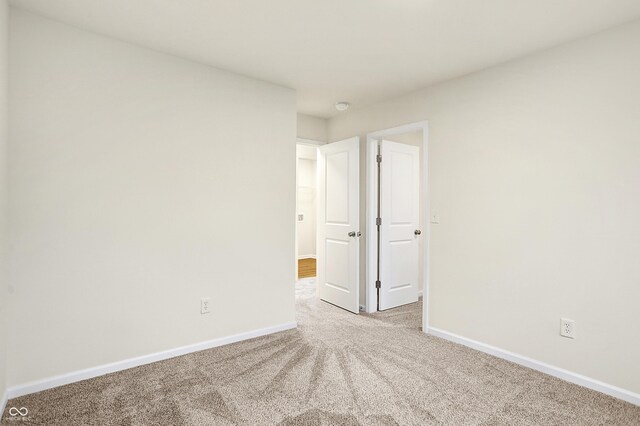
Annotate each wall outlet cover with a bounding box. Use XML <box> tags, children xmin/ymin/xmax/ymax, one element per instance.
<box><xmin>201</xmin><ymin>298</ymin><xmax>211</xmax><ymax>314</ymax></box>
<box><xmin>560</xmin><ymin>318</ymin><xmax>575</xmax><ymax>338</ymax></box>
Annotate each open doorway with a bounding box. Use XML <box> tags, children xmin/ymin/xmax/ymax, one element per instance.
<box><xmin>295</xmin><ymin>137</ymin><xmax>361</xmax><ymax>314</ymax></box>
<box><xmin>366</xmin><ymin>121</ymin><xmax>429</xmax><ymax>331</ymax></box>
<box><xmin>379</xmin><ymin>130</ymin><xmax>424</xmax><ymax>310</ymax></box>
<box><xmin>296</xmin><ymin>141</ymin><xmax>319</xmax><ymax>280</ymax></box>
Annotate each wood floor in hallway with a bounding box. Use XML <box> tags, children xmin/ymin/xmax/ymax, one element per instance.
<box><xmin>297</xmin><ymin>257</ymin><xmax>316</xmax><ymax>278</ymax></box>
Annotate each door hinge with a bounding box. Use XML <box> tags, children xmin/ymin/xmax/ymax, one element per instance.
<box><xmin>375</xmin><ymin>280</ymin><xmax>381</xmax><ymax>289</ymax></box>
<box><xmin>376</xmin><ymin>154</ymin><xmax>382</xmax><ymax>163</ymax></box>
<box><xmin>376</xmin><ymin>217</ymin><xmax>381</xmax><ymax>226</ymax></box>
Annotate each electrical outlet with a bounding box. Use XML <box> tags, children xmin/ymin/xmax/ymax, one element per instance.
<box><xmin>201</xmin><ymin>298</ymin><xmax>211</xmax><ymax>314</ymax></box>
<box><xmin>560</xmin><ymin>318</ymin><xmax>575</xmax><ymax>338</ymax></box>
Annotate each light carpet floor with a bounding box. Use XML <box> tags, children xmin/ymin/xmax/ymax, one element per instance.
<box><xmin>2</xmin><ymin>279</ymin><xmax>639</xmax><ymax>425</ymax></box>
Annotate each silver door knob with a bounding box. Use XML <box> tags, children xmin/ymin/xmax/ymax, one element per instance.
<box><xmin>414</xmin><ymin>230</ymin><xmax>422</xmax><ymax>235</ymax></box>
<box><xmin>348</xmin><ymin>231</ymin><xmax>361</xmax><ymax>237</ymax></box>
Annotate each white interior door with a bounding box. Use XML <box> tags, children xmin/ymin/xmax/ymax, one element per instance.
<box><xmin>317</xmin><ymin>137</ymin><xmax>360</xmax><ymax>314</ymax></box>
<box><xmin>379</xmin><ymin>140</ymin><xmax>420</xmax><ymax>310</ymax></box>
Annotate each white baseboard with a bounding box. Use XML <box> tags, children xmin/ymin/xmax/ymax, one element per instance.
<box><xmin>7</xmin><ymin>321</ymin><xmax>297</xmax><ymax>400</ymax></box>
<box><xmin>297</xmin><ymin>255</ymin><xmax>316</xmax><ymax>260</ymax></box>
<box><xmin>1</xmin><ymin>389</ymin><xmax>7</xmax><ymax>418</ymax></box>
<box><xmin>427</xmin><ymin>327</ymin><xmax>640</xmax><ymax>406</ymax></box>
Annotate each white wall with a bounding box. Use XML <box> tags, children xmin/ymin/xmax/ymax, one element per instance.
<box><xmin>296</xmin><ymin>158</ymin><xmax>316</xmax><ymax>258</ymax></box>
<box><xmin>297</xmin><ymin>113</ymin><xmax>327</xmax><ymax>142</ymax></box>
<box><xmin>8</xmin><ymin>9</ymin><xmax>296</xmax><ymax>387</ymax></box>
<box><xmin>329</xmin><ymin>20</ymin><xmax>640</xmax><ymax>394</ymax></box>
<box><xmin>0</xmin><ymin>0</ymin><xmax>8</xmax><ymax>406</ymax></box>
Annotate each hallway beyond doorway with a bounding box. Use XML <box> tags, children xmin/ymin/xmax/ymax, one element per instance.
<box><xmin>297</xmin><ymin>258</ymin><xmax>316</xmax><ymax>279</ymax></box>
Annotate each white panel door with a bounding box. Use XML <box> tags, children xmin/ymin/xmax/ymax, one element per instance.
<box><xmin>379</xmin><ymin>140</ymin><xmax>420</xmax><ymax>310</ymax></box>
<box><xmin>317</xmin><ymin>137</ymin><xmax>360</xmax><ymax>314</ymax></box>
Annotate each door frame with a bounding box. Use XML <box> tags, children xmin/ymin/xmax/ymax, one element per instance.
<box><xmin>365</xmin><ymin>121</ymin><xmax>430</xmax><ymax>332</ymax></box>
<box><xmin>295</xmin><ymin>138</ymin><xmax>323</xmax><ymax>281</ymax></box>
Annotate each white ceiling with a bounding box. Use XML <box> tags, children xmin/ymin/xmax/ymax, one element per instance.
<box><xmin>10</xmin><ymin>0</ymin><xmax>640</xmax><ymax>118</ymax></box>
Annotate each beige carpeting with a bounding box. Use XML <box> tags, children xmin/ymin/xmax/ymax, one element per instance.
<box><xmin>3</xmin><ymin>279</ymin><xmax>639</xmax><ymax>425</ymax></box>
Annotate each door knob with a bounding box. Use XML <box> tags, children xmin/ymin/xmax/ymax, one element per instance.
<box><xmin>348</xmin><ymin>231</ymin><xmax>361</xmax><ymax>237</ymax></box>
<box><xmin>414</xmin><ymin>230</ymin><xmax>422</xmax><ymax>235</ymax></box>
